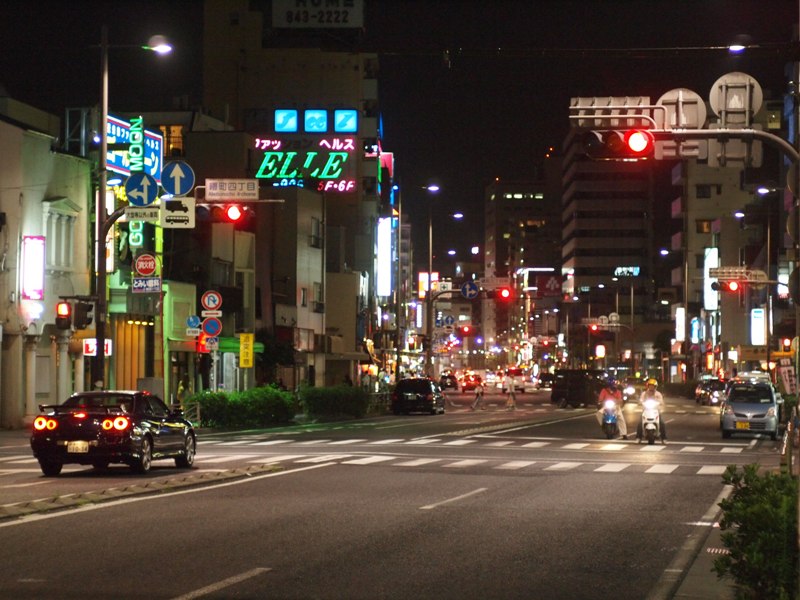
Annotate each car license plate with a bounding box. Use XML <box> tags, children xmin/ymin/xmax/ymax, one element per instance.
<box><xmin>67</xmin><ymin>440</ymin><xmax>89</xmax><ymax>453</ymax></box>
<box><xmin>735</xmin><ymin>422</ymin><xmax>750</xmax><ymax>430</ymax></box>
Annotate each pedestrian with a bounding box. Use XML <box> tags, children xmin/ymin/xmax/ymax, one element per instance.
<box><xmin>505</xmin><ymin>373</ymin><xmax>517</xmax><ymax>411</ymax></box>
<box><xmin>471</xmin><ymin>380</ymin><xmax>486</xmax><ymax>410</ymax></box>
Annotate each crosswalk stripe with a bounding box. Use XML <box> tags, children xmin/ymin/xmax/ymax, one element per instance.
<box><xmin>600</xmin><ymin>443</ymin><xmax>625</xmax><ymax>451</ymax></box>
<box><xmin>406</xmin><ymin>439</ymin><xmax>441</xmax><ymax>445</ymax></box>
<box><xmin>342</xmin><ymin>456</ymin><xmax>398</xmax><ymax>465</ymax></box>
<box><xmin>495</xmin><ymin>460</ymin><xmax>536</xmax><ymax>470</ymax></box>
<box><xmin>247</xmin><ymin>455</ymin><xmax>306</xmax><ymax>463</ymax></box>
<box><xmin>250</xmin><ymin>440</ymin><xmax>294</xmax><ymax>446</ymax></box>
<box><xmin>645</xmin><ymin>464</ymin><xmax>679</xmax><ymax>474</ymax></box>
<box><xmin>296</xmin><ymin>439</ymin><xmax>330</xmax><ymax>445</ymax></box>
<box><xmin>563</xmin><ymin>443</ymin><xmax>589</xmax><ymax>450</ymax></box>
<box><xmin>485</xmin><ymin>441</ymin><xmax>515</xmax><ymax>447</ymax></box>
<box><xmin>214</xmin><ymin>440</ymin><xmax>254</xmax><ymax>446</ymax></box>
<box><xmin>5</xmin><ymin>458</ymin><xmax>38</xmax><ymax>464</ymax></box>
<box><xmin>0</xmin><ymin>455</ymin><xmax>31</xmax><ymax>462</ymax></box>
<box><xmin>295</xmin><ymin>455</ymin><xmax>351</xmax><ymax>463</ymax></box>
<box><xmin>595</xmin><ymin>463</ymin><xmax>630</xmax><ymax>473</ymax></box>
<box><xmin>444</xmin><ymin>440</ymin><xmax>477</xmax><ymax>446</ymax></box>
<box><xmin>368</xmin><ymin>439</ymin><xmax>405</xmax><ymax>444</ymax></box>
<box><xmin>640</xmin><ymin>445</ymin><xmax>666</xmax><ymax>452</ymax></box>
<box><xmin>522</xmin><ymin>441</ymin><xmax>549</xmax><ymax>448</ymax></box>
<box><xmin>443</xmin><ymin>459</ymin><xmax>488</xmax><ymax>468</ymax></box>
<box><xmin>720</xmin><ymin>447</ymin><xmax>743</xmax><ymax>454</ymax></box>
<box><xmin>200</xmin><ymin>454</ymin><xmax>260</xmax><ymax>464</ymax></box>
<box><xmin>680</xmin><ymin>446</ymin><xmax>704</xmax><ymax>452</ymax></box>
<box><xmin>393</xmin><ymin>458</ymin><xmax>440</xmax><ymax>467</ymax></box>
<box><xmin>697</xmin><ymin>465</ymin><xmax>727</xmax><ymax>475</ymax></box>
<box><xmin>545</xmin><ymin>462</ymin><xmax>581</xmax><ymax>471</ymax></box>
<box><xmin>328</xmin><ymin>439</ymin><xmax>368</xmax><ymax>445</ymax></box>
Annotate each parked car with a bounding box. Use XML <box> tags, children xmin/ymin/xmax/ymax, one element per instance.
<box><xmin>720</xmin><ymin>381</ymin><xmax>780</xmax><ymax>440</ymax></box>
<box><xmin>391</xmin><ymin>378</ymin><xmax>446</xmax><ymax>415</ymax></box>
<box><xmin>697</xmin><ymin>378</ymin><xmax>726</xmax><ymax>406</ymax></box>
<box><xmin>460</xmin><ymin>373</ymin><xmax>483</xmax><ymax>393</ymax></box>
<box><xmin>30</xmin><ymin>390</ymin><xmax>196</xmax><ymax>476</ymax></box>
<box><xmin>439</xmin><ymin>373</ymin><xmax>459</xmax><ymax>390</ymax></box>
<box><xmin>550</xmin><ymin>369</ymin><xmax>609</xmax><ymax>408</ymax></box>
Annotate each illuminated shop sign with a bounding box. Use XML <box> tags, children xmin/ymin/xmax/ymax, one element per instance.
<box><xmin>273</xmin><ymin>108</ymin><xmax>358</xmax><ymax>134</ymax></box>
<box><xmin>613</xmin><ymin>266</ymin><xmax>640</xmax><ymax>277</ymax></box>
<box><xmin>254</xmin><ymin>136</ymin><xmax>357</xmax><ymax>193</ymax></box>
<box><xmin>106</xmin><ymin>115</ymin><xmax>163</xmax><ymax>182</ymax></box>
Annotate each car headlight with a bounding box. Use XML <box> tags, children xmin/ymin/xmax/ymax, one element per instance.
<box><xmin>767</xmin><ymin>407</ymin><xmax>776</xmax><ymax>417</ymax></box>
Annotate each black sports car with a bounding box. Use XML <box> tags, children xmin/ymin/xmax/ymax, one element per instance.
<box><xmin>30</xmin><ymin>390</ymin><xmax>196</xmax><ymax>476</ymax></box>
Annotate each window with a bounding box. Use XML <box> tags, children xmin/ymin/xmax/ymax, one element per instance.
<box><xmin>696</xmin><ymin>220</ymin><xmax>713</xmax><ymax>234</ymax></box>
<box><xmin>300</xmin><ymin>287</ymin><xmax>307</xmax><ymax>307</ymax></box>
<box><xmin>43</xmin><ymin>197</ymin><xmax>80</xmax><ymax>271</ymax></box>
<box><xmin>310</xmin><ymin>217</ymin><xmax>323</xmax><ymax>248</ymax></box>
<box><xmin>696</xmin><ymin>184</ymin><xmax>711</xmax><ymax>199</ymax></box>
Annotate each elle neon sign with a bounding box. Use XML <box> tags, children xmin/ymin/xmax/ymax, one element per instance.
<box><xmin>254</xmin><ymin>137</ymin><xmax>357</xmax><ymax>193</ymax></box>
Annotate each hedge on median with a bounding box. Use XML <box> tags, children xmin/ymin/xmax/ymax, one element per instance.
<box><xmin>714</xmin><ymin>464</ymin><xmax>798</xmax><ymax>599</ymax></box>
<box><xmin>188</xmin><ymin>384</ymin><xmax>296</xmax><ymax>428</ymax></box>
<box><xmin>297</xmin><ymin>384</ymin><xmax>370</xmax><ymax>420</ymax></box>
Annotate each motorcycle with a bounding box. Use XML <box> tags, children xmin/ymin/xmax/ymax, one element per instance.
<box><xmin>600</xmin><ymin>398</ymin><xmax>619</xmax><ymax>439</ymax></box>
<box><xmin>639</xmin><ymin>398</ymin><xmax>662</xmax><ymax>445</ymax></box>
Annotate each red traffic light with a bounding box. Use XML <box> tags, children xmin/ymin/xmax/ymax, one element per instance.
<box><xmin>583</xmin><ymin>129</ymin><xmax>654</xmax><ymax>160</ymax></box>
<box><xmin>589</xmin><ymin>323</ymin><xmax>599</xmax><ymax>332</ymax></box>
<box><xmin>712</xmin><ymin>280</ymin><xmax>740</xmax><ymax>292</ymax></box>
<box><xmin>225</xmin><ymin>204</ymin><xmax>245</xmax><ymax>222</ymax></box>
<box><xmin>624</xmin><ymin>129</ymin><xmax>654</xmax><ymax>155</ymax></box>
<box><xmin>55</xmin><ymin>301</ymin><xmax>72</xmax><ymax>330</ymax></box>
<box><xmin>782</xmin><ymin>337</ymin><xmax>792</xmax><ymax>350</ymax></box>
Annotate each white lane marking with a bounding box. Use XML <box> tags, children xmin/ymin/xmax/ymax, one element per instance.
<box><xmin>545</xmin><ymin>462</ymin><xmax>581</xmax><ymax>471</ymax></box>
<box><xmin>342</xmin><ymin>456</ymin><xmax>398</xmax><ymax>465</ymax></box>
<box><xmin>600</xmin><ymin>443</ymin><xmax>625</xmax><ymax>451</ymax></box>
<box><xmin>495</xmin><ymin>460</ymin><xmax>536</xmax><ymax>470</ymax></box>
<box><xmin>444</xmin><ymin>440</ymin><xmax>477</xmax><ymax>446</ymax></box>
<box><xmin>199</xmin><ymin>455</ymin><xmax>260</xmax><ymax>464</ymax></box>
<box><xmin>1</xmin><ymin>481</ymin><xmax>50</xmax><ymax>488</ymax></box>
<box><xmin>721</xmin><ymin>447</ymin><xmax>743</xmax><ymax>454</ymax></box>
<box><xmin>697</xmin><ymin>465</ymin><xmax>728</xmax><ymax>475</ymax></box>
<box><xmin>406</xmin><ymin>439</ymin><xmax>441</xmax><ymax>445</ymax></box>
<box><xmin>0</xmin><ymin>455</ymin><xmax>33</xmax><ymax>462</ymax></box>
<box><xmin>443</xmin><ymin>459</ymin><xmax>488</xmax><ymax>468</ymax></box>
<box><xmin>0</xmin><ymin>462</ymin><xmax>338</xmax><ymax>529</ymax></box>
<box><xmin>485</xmin><ymin>441</ymin><xmax>515</xmax><ymax>447</ymax></box>
<box><xmin>368</xmin><ymin>439</ymin><xmax>405</xmax><ymax>444</ymax></box>
<box><xmin>214</xmin><ymin>441</ymin><xmax>254</xmax><ymax>446</ymax></box>
<box><xmin>393</xmin><ymin>458</ymin><xmax>440</xmax><ymax>467</ymax></box>
<box><xmin>595</xmin><ymin>463</ymin><xmax>631</xmax><ymax>473</ymax></box>
<box><xmin>170</xmin><ymin>567</ymin><xmax>272</xmax><ymax>600</ymax></box>
<box><xmin>646</xmin><ymin>464</ymin><xmax>679</xmax><ymax>474</ymax></box>
<box><xmin>680</xmin><ymin>446</ymin><xmax>704</xmax><ymax>452</ymax></box>
<box><xmin>296</xmin><ymin>439</ymin><xmax>330</xmax><ymax>445</ymax></box>
<box><xmin>250</xmin><ymin>440</ymin><xmax>294</xmax><ymax>446</ymax></box>
<box><xmin>420</xmin><ymin>487</ymin><xmax>488</xmax><ymax>510</ymax></box>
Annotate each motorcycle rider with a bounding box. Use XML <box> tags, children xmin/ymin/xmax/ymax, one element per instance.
<box><xmin>595</xmin><ymin>380</ymin><xmax>627</xmax><ymax>439</ymax></box>
<box><xmin>636</xmin><ymin>378</ymin><xmax>667</xmax><ymax>443</ymax></box>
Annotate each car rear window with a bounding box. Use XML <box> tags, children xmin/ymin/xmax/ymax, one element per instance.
<box><xmin>397</xmin><ymin>380</ymin><xmax>432</xmax><ymax>393</ymax></box>
<box><xmin>63</xmin><ymin>395</ymin><xmax>133</xmax><ymax>410</ymax></box>
<box><xmin>729</xmin><ymin>385</ymin><xmax>773</xmax><ymax>404</ymax></box>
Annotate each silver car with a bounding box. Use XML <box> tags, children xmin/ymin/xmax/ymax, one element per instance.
<box><xmin>720</xmin><ymin>381</ymin><xmax>780</xmax><ymax>440</ymax></box>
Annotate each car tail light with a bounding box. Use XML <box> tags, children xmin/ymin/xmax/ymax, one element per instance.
<box><xmin>426</xmin><ymin>393</ymin><xmax>434</xmax><ymax>402</ymax></box>
<box><xmin>102</xmin><ymin>416</ymin><xmax>131</xmax><ymax>431</ymax></box>
<box><xmin>33</xmin><ymin>416</ymin><xmax>58</xmax><ymax>431</ymax></box>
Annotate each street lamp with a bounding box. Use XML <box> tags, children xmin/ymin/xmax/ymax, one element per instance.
<box><xmin>421</xmin><ymin>184</ymin><xmax>440</xmax><ymax>377</ymax></box>
<box><xmin>94</xmin><ymin>25</ymin><xmax>171</xmax><ymax>389</ymax></box>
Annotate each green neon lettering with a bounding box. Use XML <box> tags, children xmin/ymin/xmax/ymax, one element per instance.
<box><xmin>314</xmin><ymin>152</ymin><xmax>348</xmax><ymax>179</ymax></box>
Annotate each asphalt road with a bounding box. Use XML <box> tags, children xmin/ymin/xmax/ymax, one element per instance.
<box><xmin>0</xmin><ymin>390</ymin><xmax>782</xmax><ymax>599</ymax></box>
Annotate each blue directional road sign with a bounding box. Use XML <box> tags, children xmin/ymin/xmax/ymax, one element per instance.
<box><xmin>161</xmin><ymin>161</ymin><xmax>195</xmax><ymax>197</ymax></box>
<box><xmin>444</xmin><ymin>315</ymin><xmax>456</xmax><ymax>326</ymax></box>
<box><xmin>125</xmin><ymin>172</ymin><xmax>158</xmax><ymax>207</ymax></box>
<box><xmin>461</xmin><ymin>281</ymin><xmax>480</xmax><ymax>299</ymax></box>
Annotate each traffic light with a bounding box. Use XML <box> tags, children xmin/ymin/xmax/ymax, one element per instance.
<box><xmin>589</xmin><ymin>323</ymin><xmax>599</xmax><ymax>333</ymax></box>
<box><xmin>196</xmin><ymin>204</ymin><xmax>253</xmax><ymax>224</ymax></box>
<box><xmin>196</xmin><ymin>332</ymin><xmax>210</xmax><ymax>354</ymax></box>
<box><xmin>782</xmin><ymin>337</ymin><xmax>792</xmax><ymax>351</ymax></box>
<box><xmin>55</xmin><ymin>301</ymin><xmax>72</xmax><ymax>330</ymax></box>
<box><xmin>73</xmin><ymin>301</ymin><xmax>93</xmax><ymax>330</ymax></box>
<box><xmin>458</xmin><ymin>325</ymin><xmax>473</xmax><ymax>337</ymax></box>
<box><xmin>486</xmin><ymin>287</ymin><xmax>512</xmax><ymax>300</ymax></box>
<box><xmin>711</xmin><ymin>280</ymin><xmax>740</xmax><ymax>292</ymax></box>
<box><xmin>582</xmin><ymin>129</ymin><xmax>655</xmax><ymax>160</ymax></box>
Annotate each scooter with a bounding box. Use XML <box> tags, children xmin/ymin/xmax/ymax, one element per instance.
<box><xmin>600</xmin><ymin>399</ymin><xmax>619</xmax><ymax>439</ymax></box>
<box><xmin>638</xmin><ymin>398</ymin><xmax>662</xmax><ymax>445</ymax></box>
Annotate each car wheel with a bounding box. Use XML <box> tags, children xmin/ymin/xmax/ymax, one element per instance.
<box><xmin>175</xmin><ymin>433</ymin><xmax>196</xmax><ymax>468</ymax></box>
<box><xmin>131</xmin><ymin>436</ymin><xmax>153</xmax><ymax>474</ymax></box>
<box><xmin>38</xmin><ymin>459</ymin><xmax>62</xmax><ymax>477</ymax></box>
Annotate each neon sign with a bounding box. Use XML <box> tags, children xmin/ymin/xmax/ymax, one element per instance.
<box><xmin>254</xmin><ymin>136</ymin><xmax>357</xmax><ymax>193</ymax></box>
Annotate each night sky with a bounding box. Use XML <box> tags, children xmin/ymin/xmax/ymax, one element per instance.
<box><xmin>0</xmin><ymin>0</ymin><xmax>797</xmax><ymax>262</ymax></box>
